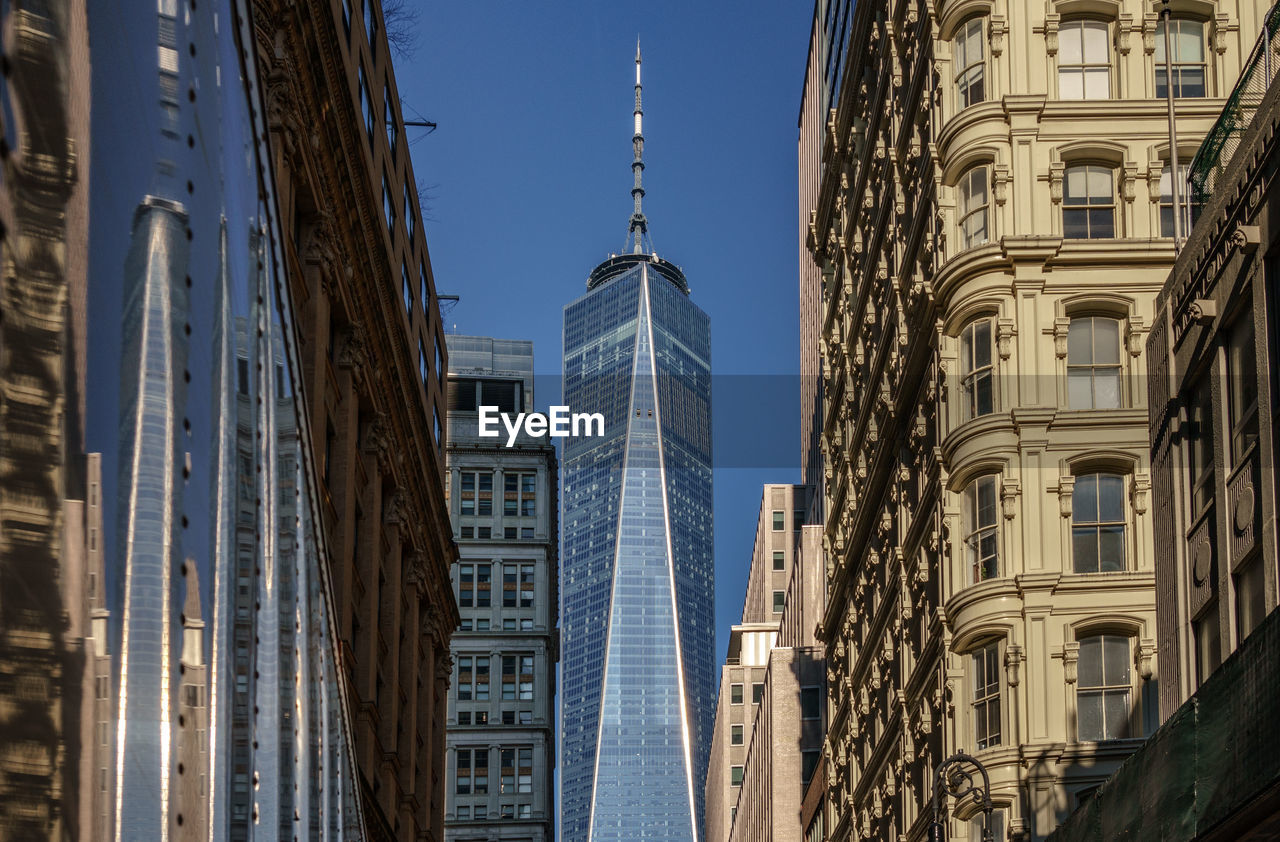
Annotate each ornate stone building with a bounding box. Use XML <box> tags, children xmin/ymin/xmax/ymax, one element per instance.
<box><xmin>809</xmin><ymin>1</ymin><xmax>1268</xmax><ymax>839</ymax></box>
<box><xmin>251</xmin><ymin>1</ymin><xmax>458</xmax><ymax>839</ymax></box>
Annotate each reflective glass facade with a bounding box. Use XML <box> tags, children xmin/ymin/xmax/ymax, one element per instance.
<box><xmin>561</xmin><ymin>257</ymin><xmax>713</xmax><ymax>842</ymax></box>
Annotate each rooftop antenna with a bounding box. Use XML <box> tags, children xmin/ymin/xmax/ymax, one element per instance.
<box><xmin>625</xmin><ymin>39</ymin><xmax>651</xmax><ymax>255</ymax></box>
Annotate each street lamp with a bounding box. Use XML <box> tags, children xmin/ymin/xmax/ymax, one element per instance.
<box><xmin>929</xmin><ymin>752</ymin><xmax>995</xmax><ymax>842</ymax></box>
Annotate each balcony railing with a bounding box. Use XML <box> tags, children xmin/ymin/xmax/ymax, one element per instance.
<box><xmin>1188</xmin><ymin>1</ymin><xmax>1280</xmax><ymax>207</ymax></box>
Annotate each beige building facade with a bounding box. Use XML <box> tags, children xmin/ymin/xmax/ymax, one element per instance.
<box><xmin>809</xmin><ymin>1</ymin><xmax>1272</xmax><ymax>840</ymax></box>
<box><xmin>707</xmin><ymin>485</ymin><xmax>825</xmax><ymax>842</ymax></box>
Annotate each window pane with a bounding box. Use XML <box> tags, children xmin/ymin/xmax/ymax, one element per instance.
<box><xmin>1094</xmin><ymin>318</ymin><xmax>1120</xmax><ymax>364</ymax></box>
<box><xmin>1078</xmin><ymin>690</ymin><xmax>1103</xmax><ymax>740</ymax></box>
<box><xmin>1094</xmin><ymin>369</ymin><xmax>1121</xmax><ymax>409</ymax></box>
<box><xmin>1060</xmin><ymin>24</ymin><xmax>1083</xmax><ymax>64</ymax></box>
<box><xmin>1078</xmin><ymin>636</ymin><xmax>1103</xmax><ymax>687</ymax></box>
<box><xmin>977</xmin><ymin>477</ymin><xmax>997</xmax><ymax>526</ymax></box>
<box><xmin>1088</xmin><ymin>207</ymin><xmax>1114</xmax><ymax>238</ymax></box>
<box><xmin>975</xmin><ymin>373</ymin><xmax>993</xmax><ymax>416</ymax></box>
<box><xmin>1083</xmin><ymin>67</ymin><xmax>1109</xmax><ymax>99</ymax></box>
<box><xmin>1087</xmin><ymin>166</ymin><xmax>1112</xmax><ymax>201</ymax></box>
<box><xmin>1176</xmin><ymin>24</ymin><xmax>1204</xmax><ymax>61</ymax></box>
<box><xmin>1073</xmin><ymin>527</ymin><xmax>1099</xmax><ymax>572</ymax></box>
<box><xmin>1099</xmin><ymin>526</ymin><xmax>1125</xmax><ymax>571</ymax></box>
<box><xmin>1104</xmin><ymin>690</ymin><xmax>1130</xmax><ymax>739</ymax></box>
<box><xmin>1098</xmin><ymin>474</ymin><xmax>1124</xmax><ymax>520</ymax></box>
<box><xmin>1074</xmin><ymin>474</ymin><xmax>1098</xmax><ymax>522</ymax></box>
<box><xmin>1068</xmin><ymin>317</ymin><xmax>1092</xmax><ymax>363</ymax></box>
<box><xmin>1082</xmin><ymin>21</ymin><xmax>1109</xmax><ymax>61</ymax></box>
<box><xmin>974</xmin><ymin>320</ymin><xmax>992</xmax><ymax>368</ymax></box>
<box><xmin>1068</xmin><ymin>369</ymin><xmax>1093</xmax><ymax>409</ymax></box>
<box><xmin>1104</xmin><ymin>636</ymin><xmax>1130</xmax><ymax>683</ymax></box>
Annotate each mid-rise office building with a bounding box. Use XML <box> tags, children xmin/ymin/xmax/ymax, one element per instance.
<box><xmin>443</xmin><ymin>336</ymin><xmax>558</xmax><ymax>842</ymax></box>
<box><xmin>560</xmin><ymin>46</ymin><xmax>716</xmax><ymax>842</ymax></box>
<box><xmin>706</xmin><ymin>486</ymin><xmax>825</xmax><ymax>842</ymax></box>
<box><xmin>807</xmin><ymin>1</ymin><xmax>1268</xmax><ymax>839</ymax></box>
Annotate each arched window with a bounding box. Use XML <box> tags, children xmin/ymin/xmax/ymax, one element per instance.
<box><xmin>955</xmin><ymin>18</ymin><xmax>986</xmax><ymax>109</ymax></box>
<box><xmin>1063</xmin><ymin>164</ymin><xmax>1115</xmax><ymax>239</ymax></box>
<box><xmin>1155</xmin><ymin>18</ymin><xmax>1207</xmax><ymax>98</ymax></box>
<box><xmin>963</xmin><ymin>475</ymin><xmax>999</xmax><ymax>582</ymax></box>
<box><xmin>1072</xmin><ymin>473</ymin><xmax>1126</xmax><ymax>572</ymax></box>
<box><xmin>1077</xmin><ymin>634</ymin><xmax>1131</xmax><ymax>741</ymax></box>
<box><xmin>1059</xmin><ymin>20</ymin><xmax>1111</xmax><ymax>100</ymax></box>
<box><xmin>960</xmin><ymin>318</ymin><xmax>994</xmax><ymax>420</ymax></box>
<box><xmin>1067</xmin><ymin>316</ymin><xmax>1122</xmax><ymax>409</ymax></box>
<box><xmin>958</xmin><ymin>166</ymin><xmax>990</xmax><ymax>249</ymax></box>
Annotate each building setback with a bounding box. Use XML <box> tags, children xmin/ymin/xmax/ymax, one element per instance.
<box><xmin>706</xmin><ymin>486</ymin><xmax>826</xmax><ymax>842</ymax></box>
<box><xmin>560</xmin><ymin>45</ymin><xmax>715</xmax><ymax>842</ymax></box>
<box><xmin>807</xmin><ymin>1</ymin><xmax>1269</xmax><ymax>840</ymax></box>
<box><xmin>443</xmin><ymin>336</ymin><xmax>558</xmax><ymax>842</ymax></box>
<box><xmin>253</xmin><ymin>0</ymin><xmax>458</xmax><ymax>837</ymax></box>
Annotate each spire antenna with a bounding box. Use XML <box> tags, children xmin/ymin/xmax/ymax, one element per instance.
<box><xmin>626</xmin><ymin>40</ymin><xmax>650</xmax><ymax>255</ymax></box>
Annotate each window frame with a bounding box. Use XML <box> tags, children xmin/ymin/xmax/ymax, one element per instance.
<box><xmin>1071</xmin><ymin>472</ymin><xmax>1128</xmax><ymax>573</ymax></box>
<box><xmin>731</xmin><ymin>724</ymin><xmax>744</xmax><ymax>745</ymax></box>
<box><xmin>960</xmin><ymin>317</ymin><xmax>995</xmax><ymax>421</ymax></box>
<box><xmin>1076</xmin><ymin>633</ymin><xmax>1132</xmax><ymax>742</ymax></box>
<box><xmin>963</xmin><ymin>475</ymin><xmax>1000</xmax><ymax>583</ymax></box>
<box><xmin>1058</xmin><ymin>19</ymin><xmax>1112</xmax><ymax>100</ymax></box>
<box><xmin>1158</xmin><ymin>162</ymin><xmax>1197</xmax><ymax>238</ymax></box>
<box><xmin>1155</xmin><ymin>17</ymin><xmax>1208</xmax><ymax>98</ymax></box>
<box><xmin>972</xmin><ymin>641</ymin><xmax>1002</xmax><ymax>750</ymax></box>
<box><xmin>958</xmin><ymin>165</ymin><xmax>991</xmax><ymax>250</ymax></box>
<box><xmin>1062</xmin><ymin>163</ymin><xmax>1117</xmax><ymax>239</ymax></box>
<box><xmin>954</xmin><ymin>17</ymin><xmax>987</xmax><ymax>110</ymax></box>
<box><xmin>1066</xmin><ymin>315</ymin><xmax>1123</xmax><ymax>410</ymax></box>
<box><xmin>730</xmin><ymin>683</ymin><xmax>743</xmax><ymax>705</ymax></box>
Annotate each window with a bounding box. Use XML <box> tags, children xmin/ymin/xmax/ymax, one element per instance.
<box><xmin>1182</xmin><ymin>376</ymin><xmax>1213</xmax><ymax>514</ymax></box>
<box><xmin>802</xmin><ymin>750</ymin><xmax>821</xmax><ymax>786</ymax></box>
<box><xmin>1059</xmin><ymin>20</ymin><xmax>1111</xmax><ymax>99</ymax></box>
<box><xmin>519</xmin><ymin>655</ymin><xmax>534</xmax><ymax>700</ymax></box>
<box><xmin>476</xmin><ymin>564</ymin><xmax>491</xmax><ymax>607</ymax></box>
<box><xmin>772</xmin><ymin>510</ymin><xmax>785</xmax><ymax>530</ymax></box>
<box><xmin>960</xmin><ymin>319</ymin><xmax>995</xmax><ymax>420</ymax></box>
<box><xmin>499</xmin><ymin>747</ymin><xmax>533</xmax><ymax>793</ymax></box>
<box><xmin>1072</xmin><ymin>473</ymin><xmax>1126</xmax><ymax>573</ymax></box>
<box><xmin>801</xmin><ymin>686</ymin><xmax>821</xmax><ymax>720</ymax></box>
<box><xmin>772</xmin><ymin>590</ymin><xmax>785</xmax><ymax>613</ymax></box>
<box><xmin>456</xmin><ymin>747</ymin><xmax>488</xmax><ymax>794</ymax></box>
<box><xmin>520</xmin><ymin>564</ymin><xmax>535</xmax><ymax>608</ymax></box>
<box><xmin>504</xmin><ymin>472</ymin><xmax>537</xmax><ymax>516</ymax></box>
<box><xmin>731</xmin><ymin>724</ymin><xmax>744</xmax><ymax>745</ymax></box>
<box><xmin>364</xmin><ymin>0</ymin><xmax>377</xmax><ymax>51</ymax></box>
<box><xmin>420</xmin><ymin>264</ymin><xmax>430</xmax><ymax>316</ymax></box>
<box><xmin>382</xmin><ymin>172</ymin><xmax>395</xmax><ymax>231</ymax></box>
<box><xmin>1194</xmin><ymin>598</ymin><xmax>1221</xmax><ymax>685</ymax></box>
<box><xmin>958</xmin><ymin>166</ymin><xmax>990</xmax><ymax>249</ymax></box>
<box><xmin>401</xmin><ymin>263</ymin><xmax>412</xmax><ymax>314</ymax></box>
<box><xmin>963</xmin><ymin>476</ymin><xmax>999</xmax><ymax>582</ymax></box>
<box><xmin>1236</xmin><ymin>555</ymin><xmax>1266</xmax><ymax>643</ymax></box>
<box><xmin>773</xmin><ymin>551</ymin><xmax>785</xmax><ymax>571</ymax></box>
<box><xmin>1077</xmin><ymin>634</ymin><xmax>1130</xmax><ymax>741</ymax></box>
<box><xmin>972</xmin><ymin>642</ymin><xmax>1002</xmax><ymax>749</ymax></box>
<box><xmin>503</xmin><ymin>565</ymin><xmax>519</xmax><ymax>608</ymax></box>
<box><xmin>1159</xmin><ymin>163</ymin><xmax>1197</xmax><ymax>237</ymax></box>
<box><xmin>359</xmin><ymin>65</ymin><xmax>374</xmax><ymax>143</ymax></box>
<box><xmin>460</xmin><ymin>471</ymin><xmax>493</xmax><ymax>516</ymax></box>
<box><xmin>955</xmin><ymin>18</ymin><xmax>986</xmax><ymax>109</ymax></box>
<box><xmin>502</xmin><ymin>655</ymin><xmax>518</xmax><ymax>700</ymax></box>
<box><xmin>456</xmin><ymin>805</ymin><xmax>470</xmax><ymax>820</ymax></box>
<box><xmin>404</xmin><ymin>182</ymin><xmax>415</xmax><ymax>244</ymax></box>
<box><xmin>385</xmin><ymin>84</ymin><xmax>397</xmax><ymax>158</ymax></box>
<box><xmin>969</xmin><ymin>809</ymin><xmax>1005</xmax><ymax>842</ymax></box>
<box><xmin>1155</xmin><ymin>19</ymin><xmax>1207</xmax><ymax>98</ymax></box>
<box><xmin>752</xmin><ymin>682</ymin><xmax>765</xmax><ymax>704</ymax></box>
<box><xmin>459</xmin><ymin>564</ymin><xmax>474</xmax><ymax>607</ymax></box>
<box><xmin>456</xmin><ymin>656</ymin><xmax>489</xmax><ymax>701</ymax></box>
<box><xmin>1063</xmin><ymin>164</ymin><xmax>1115</xmax><ymax>238</ymax></box>
<box><xmin>731</xmin><ymin>765</ymin><xmax>744</xmax><ymax>787</ymax></box>
<box><xmin>1227</xmin><ymin>315</ymin><xmax>1259</xmax><ymax>463</ymax></box>
<box><xmin>419</xmin><ymin>340</ymin><xmax>428</xmax><ymax>384</ymax></box>
<box><xmin>730</xmin><ymin>683</ymin><xmax>743</xmax><ymax>705</ymax></box>
<box><xmin>457</xmin><ymin>711</ymin><xmax>471</xmax><ymax>726</ymax></box>
<box><xmin>1067</xmin><ymin>316</ymin><xmax>1122</xmax><ymax>409</ymax></box>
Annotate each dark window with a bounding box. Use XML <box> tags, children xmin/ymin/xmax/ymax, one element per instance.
<box><xmin>773</xmin><ymin>551</ymin><xmax>785</xmax><ymax>571</ymax></box>
<box><xmin>1077</xmin><ymin>635</ymin><xmax>1130</xmax><ymax>741</ymax></box>
<box><xmin>1227</xmin><ymin>313</ymin><xmax>1259</xmax><ymax>463</ymax></box>
<box><xmin>772</xmin><ymin>510</ymin><xmax>784</xmax><ymax>530</ymax></box>
<box><xmin>972</xmin><ymin>642</ymin><xmax>1002</xmax><ymax>749</ymax></box>
<box><xmin>730</xmin><ymin>683</ymin><xmax>743</xmax><ymax>705</ymax></box>
<box><xmin>752</xmin><ymin>682</ymin><xmax>764</xmax><ymax>704</ymax></box>
<box><xmin>1063</xmin><ymin>165</ymin><xmax>1115</xmax><ymax>238</ymax></box>
<box><xmin>1155</xmin><ymin>19</ymin><xmax>1207</xmax><ymax>98</ymax></box>
<box><xmin>955</xmin><ymin>18</ymin><xmax>986</xmax><ymax>108</ymax></box>
<box><xmin>801</xmin><ymin>686</ymin><xmax>821</xmax><ymax>720</ymax></box>
<box><xmin>1072</xmin><ymin>473</ymin><xmax>1126</xmax><ymax>572</ymax></box>
<box><xmin>961</xmin><ymin>319</ymin><xmax>995</xmax><ymax>419</ymax></box>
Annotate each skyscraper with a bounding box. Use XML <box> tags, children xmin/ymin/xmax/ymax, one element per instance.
<box><xmin>560</xmin><ymin>45</ymin><xmax>714</xmax><ymax>842</ymax></box>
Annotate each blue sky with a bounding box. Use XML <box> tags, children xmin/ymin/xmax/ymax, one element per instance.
<box><xmin>398</xmin><ymin>2</ymin><xmax>812</xmax><ymax>662</ymax></box>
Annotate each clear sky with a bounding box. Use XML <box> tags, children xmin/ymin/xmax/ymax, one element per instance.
<box><xmin>397</xmin><ymin>1</ymin><xmax>813</xmax><ymax>663</ymax></box>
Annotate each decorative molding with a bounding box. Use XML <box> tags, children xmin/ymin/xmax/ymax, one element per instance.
<box><xmin>1063</xmin><ymin>641</ymin><xmax>1080</xmax><ymax>685</ymax></box>
<box><xmin>1058</xmin><ymin>475</ymin><xmax>1075</xmax><ymax>519</ymax></box>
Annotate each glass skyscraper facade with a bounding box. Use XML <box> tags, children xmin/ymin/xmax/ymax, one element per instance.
<box><xmin>560</xmin><ymin>254</ymin><xmax>714</xmax><ymax>842</ymax></box>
